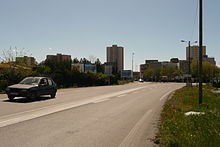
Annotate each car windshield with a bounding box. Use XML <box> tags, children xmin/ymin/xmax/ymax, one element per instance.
<box><xmin>19</xmin><ymin>77</ymin><xmax>41</xmax><ymax>85</ymax></box>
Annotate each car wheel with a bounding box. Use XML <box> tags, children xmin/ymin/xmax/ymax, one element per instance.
<box><xmin>8</xmin><ymin>95</ymin><xmax>15</xmax><ymax>101</ymax></box>
<box><xmin>50</xmin><ymin>91</ymin><xmax>56</xmax><ymax>98</ymax></box>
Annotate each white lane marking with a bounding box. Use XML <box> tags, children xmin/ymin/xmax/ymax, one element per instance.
<box><xmin>117</xmin><ymin>94</ymin><xmax>126</xmax><ymax>98</ymax></box>
<box><xmin>160</xmin><ymin>90</ymin><xmax>174</xmax><ymax>101</ymax></box>
<box><xmin>119</xmin><ymin>109</ymin><xmax>152</xmax><ymax>147</ymax></box>
<box><xmin>93</xmin><ymin>98</ymin><xmax>110</xmax><ymax>103</ymax></box>
<box><xmin>0</xmin><ymin>85</ymin><xmax>151</xmax><ymax>128</ymax></box>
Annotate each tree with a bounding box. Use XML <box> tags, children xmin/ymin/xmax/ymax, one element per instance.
<box><xmin>191</xmin><ymin>61</ymin><xmax>220</xmax><ymax>82</ymax></box>
<box><xmin>95</xmin><ymin>58</ymin><xmax>104</xmax><ymax>73</ymax></box>
<box><xmin>79</xmin><ymin>58</ymin><xmax>91</xmax><ymax>64</ymax></box>
<box><xmin>143</xmin><ymin>68</ymin><xmax>161</xmax><ymax>81</ymax></box>
<box><xmin>143</xmin><ymin>68</ymin><xmax>154</xmax><ymax>80</ymax></box>
<box><xmin>1</xmin><ymin>47</ymin><xmax>28</xmax><ymax>63</ymax></box>
<box><xmin>173</xmin><ymin>69</ymin><xmax>183</xmax><ymax>77</ymax></box>
<box><xmin>72</xmin><ymin>58</ymin><xmax>79</xmax><ymax>63</ymax></box>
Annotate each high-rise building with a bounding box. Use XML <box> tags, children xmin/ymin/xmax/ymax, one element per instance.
<box><xmin>186</xmin><ymin>46</ymin><xmax>216</xmax><ymax>65</ymax></box>
<box><xmin>186</xmin><ymin>46</ymin><xmax>206</xmax><ymax>61</ymax></box>
<box><xmin>106</xmin><ymin>45</ymin><xmax>124</xmax><ymax>73</ymax></box>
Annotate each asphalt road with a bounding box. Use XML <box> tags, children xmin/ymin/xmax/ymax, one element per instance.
<box><xmin>0</xmin><ymin>82</ymin><xmax>184</xmax><ymax>147</ymax></box>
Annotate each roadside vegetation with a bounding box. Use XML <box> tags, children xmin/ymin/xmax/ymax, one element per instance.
<box><xmin>0</xmin><ymin>61</ymin><xmax>122</xmax><ymax>93</ymax></box>
<box><xmin>143</xmin><ymin>61</ymin><xmax>220</xmax><ymax>82</ymax></box>
<box><xmin>155</xmin><ymin>85</ymin><xmax>220</xmax><ymax>146</ymax></box>
<box><xmin>0</xmin><ymin>48</ymin><xmax>132</xmax><ymax>93</ymax></box>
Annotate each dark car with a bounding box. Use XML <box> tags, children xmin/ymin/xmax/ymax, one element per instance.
<box><xmin>5</xmin><ymin>77</ymin><xmax>57</xmax><ymax>101</ymax></box>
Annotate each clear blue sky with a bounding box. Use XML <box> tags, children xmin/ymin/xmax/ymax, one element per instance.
<box><xmin>0</xmin><ymin>0</ymin><xmax>219</xmax><ymax>71</ymax></box>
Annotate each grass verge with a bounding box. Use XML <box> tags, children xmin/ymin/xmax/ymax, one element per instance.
<box><xmin>155</xmin><ymin>85</ymin><xmax>220</xmax><ymax>147</ymax></box>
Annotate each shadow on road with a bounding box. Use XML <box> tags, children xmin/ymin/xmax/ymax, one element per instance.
<box><xmin>3</xmin><ymin>96</ymin><xmax>55</xmax><ymax>103</ymax></box>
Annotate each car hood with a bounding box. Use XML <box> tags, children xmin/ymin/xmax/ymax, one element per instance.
<box><xmin>8</xmin><ymin>84</ymin><xmax>38</xmax><ymax>89</ymax></box>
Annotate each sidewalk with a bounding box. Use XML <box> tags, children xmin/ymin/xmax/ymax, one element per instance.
<box><xmin>0</xmin><ymin>94</ymin><xmax>6</xmax><ymax>99</ymax></box>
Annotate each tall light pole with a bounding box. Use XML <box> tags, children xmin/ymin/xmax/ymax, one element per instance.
<box><xmin>132</xmin><ymin>52</ymin><xmax>134</xmax><ymax>71</ymax></box>
<box><xmin>198</xmin><ymin>0</ymin><xmax>203</xmax><ymax>104</ymax></box>
<box><xmin>132</xmin><ymin>52</ymin><xmax>134</xmax><ymax>81</ymax></box>
<box><xmin>181</xmin><ymin>40</ymin><xmax>197</xmax><ymax>87</ymax></box>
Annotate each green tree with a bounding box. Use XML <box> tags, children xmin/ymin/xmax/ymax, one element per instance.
<box><xmin>95</xmin><ymin>58</ymin><xmax>104</xmax><ymax>73</ymax></box>
<box><xmin>143</xmin><ymin>68</ymin><xmax>161</xmax><ymax>81</ymax></box>
<box><xmin>191</xmin><ymin>61</ymin><xmax>220</xmax><ymax>82</ymax></box>
<box><xmin>72</xmin><ymin>58</ymin><xmax>79</xmax><ymax>63</ymax></box>
<box><xmin>173</xmin><ymin>69</ymin><xmax>183</xmax><ymax>77</ymax></box>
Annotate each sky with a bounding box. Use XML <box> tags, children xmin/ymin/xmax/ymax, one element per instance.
<box><xmin>0</xmin><ymin>0</ymin><xmax>219</xmax><ymax>71</ymax></box>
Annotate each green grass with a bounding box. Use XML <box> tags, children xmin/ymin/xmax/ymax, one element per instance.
<box><xmin>155</xmin><ymin>85</ymin><xmax>220</xmax><ymax>147</ymax></box>
<box><xmin>117</xmin><ymin>80</ymin><xmax>133</xmax><ymax>85</ymax></box>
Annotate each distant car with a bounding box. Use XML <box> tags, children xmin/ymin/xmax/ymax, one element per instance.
<box><xmin>5</xmin><ymin>77</ymin><xmax>57</xmax><ymax>101</ymax></box>
<box><xmin>139</xmin><ymin>79</ymin><xmax>144</xmax><ymax>82</ymax></box>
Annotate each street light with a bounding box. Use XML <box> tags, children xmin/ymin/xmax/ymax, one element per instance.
<box><xmin>132</xmin><ymin>52</ymin><xmax>134</xmax><ymax>81</ymax></box>
<box><xmin>181</xmin><ymin>40</ymin><xmax>197</xmax><ymax>87</ymax></box>
<box><xmin>132</xmin><ymin>52</ymin><xmax>134</xmax><ymax>72</ymax></box>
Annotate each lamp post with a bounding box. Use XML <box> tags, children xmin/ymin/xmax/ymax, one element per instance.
<box><xmin>181</xmin><ymin>40</ymin><xmax>197</xmax><ymax>87</ymax></box>
<box><xmin>132</xmin><ymin>52</ymin><xmax>134</xmax><ymax>81</ymax></box>
<box><xmin>132</xmin><ymin>52</ymin><xmax>134</xmax><ymax>72</ymax></box>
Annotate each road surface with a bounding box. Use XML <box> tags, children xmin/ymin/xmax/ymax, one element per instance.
<box><xmin>0</xmin><ymin>82</ymin><xmax>184</xmax><ymax>147</ymax></box>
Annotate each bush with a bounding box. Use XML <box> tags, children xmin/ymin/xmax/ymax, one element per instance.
<box><xmin>0</xmin><ymin>80</ymin><xmax>8</xmax><ymax>92</ymax></box>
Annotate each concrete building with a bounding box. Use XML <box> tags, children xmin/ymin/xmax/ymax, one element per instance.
<box><xmin>162</xmin><ymin>62</ymin><xmax>178</xmax><ymax>69</ymax></box>
<box><xmin>186</xmin><ymin>46</ymin><xmax>206</xmax><ymax>61</ymax></box>
<box><xmin>16</xmin><ymin>56</ymin><xmax>36</xmax><ymax>66</ymax></box>
<box><xmin>106</xmin><ymin>45</ymin><xmax>124</xmax><ymax>73</ymax></box>
<box><xmin>186</xmin><ymin>46</ymin><xmax>216</xmax><ymax>65</ymax></box>
<box><xmin>179</xmin><ymin>60</ymin><xmax>189</xmax><ymax>73</ymax></box>
<box><xmin>46</xmin><ymin>53</ymin><xmax>71</xmax><ymax>62</ymax></box>
<box><xmin>203</xmin><ymin>55</ymin><xmax>216</xmax><ymax>65</ymax></box>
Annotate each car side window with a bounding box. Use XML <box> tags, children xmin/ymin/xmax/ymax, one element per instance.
<box><xmin>40</xmin><ymin>78</ymin><xmax>48</xmax><ymax>85</ymax></box>
<box><xmin>48</xmin><ymin>79</ymin><xmax>53</xmax><ymax>86</ymax></box>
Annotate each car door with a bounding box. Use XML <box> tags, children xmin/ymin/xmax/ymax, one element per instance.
<box><xmin>39</xmin><ymin>78</ymin><xmax>48</xmax><ymax>95</ymax></box>
<box><xmin>47</xmin><ymin>78</ymin><xmax>55</xmax><ymax>94</ymax></box>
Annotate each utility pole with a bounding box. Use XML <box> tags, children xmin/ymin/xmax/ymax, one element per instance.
<box><xmin>132</xmin><ymin>52</ymin><xmax>134</xmax><ymax>81</ymax></box>
<box><xmin>132</xmin><ymin>52</ymin><xmax>134</xmax><ymax>71</ymax></box>
<box><xmin>188</xmin><ymin>41</ymin><xmax>191</xmax><ymax>77</ymax></box>
<box><xmin>199</xmin><ymin>0</ymin><xmax>203</xmax><ymax>104</ymax></box>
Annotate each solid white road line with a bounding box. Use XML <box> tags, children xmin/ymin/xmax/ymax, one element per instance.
<box><xmin>0</xmin><ymin>85</ymin><xmax>150</xmax><ymax>128</ymax></box>
<box><xmin>159</xmin><ymin>90</ymin><xmax>174</xmax><ymax>101</ymax></box>
<box><xmin>92</xmin><ymin>98</ymin><xmax>110</xmax><ymax>103</ymax></box>
<box><xmin>117</xmin><ymin>94</ymin><xmax>126</xmax><ymax>98</ymax></box>
<box><xmin>119</xmin><ymin>109</ymin><xmax>153</xmax><ymax>147</ymax></box>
